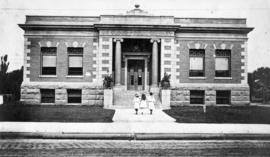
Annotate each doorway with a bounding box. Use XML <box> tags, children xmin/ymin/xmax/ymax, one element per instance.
<box><xmin>127</xmin><ymin>60</ymin><xmax>145</xmax><ymax>90</ymax></box>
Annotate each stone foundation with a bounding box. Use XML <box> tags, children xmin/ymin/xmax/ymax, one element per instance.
<box><xmin>20</xmin><ymin>82</ymin><xmax>103</xmax><ymax>106</ymax></box>
<box><xmin>171</xmin><ymin>84</ymin><xmax>249</xmax><ymax>106</ymax></box>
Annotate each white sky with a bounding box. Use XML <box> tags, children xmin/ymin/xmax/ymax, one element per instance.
<box><xmin>0</xmin><ymin>0</ymin><xmax>269</xmax><ymax>72</ymax></box>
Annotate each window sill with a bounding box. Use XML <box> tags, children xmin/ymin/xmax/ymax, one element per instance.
<box><xmin>215</xmin><ymin>77</ymin><xmax>232</xmax><ymax>80</ymax></box>
<box><xmin>189</xmin><ymin>77</ymin><xmax>206</xmax><ymax>80</ymax></box>
<box><xmin>67</xmin><ymin>103</ymin><xmax>82</xmax><ymax>105</ymax></box>
<box><xmin>39</xmin><ymin>75</ymin><xmax>57</xmax><ymax>78</ymax></box>
<box><xmin>66</xmin><ymin>75</ymin><xmax>84</xmax><ymax>78</ymax></box>
<box><xmin>40</xmin><ymin>103</ymin><xmax>55</xmax><ymax>105</ymax></box>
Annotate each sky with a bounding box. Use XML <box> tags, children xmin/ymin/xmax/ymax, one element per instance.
<box><xmin>0</xmin><ymin>0</ymin><xmax>269</xmax><ymax>72</ymax></box>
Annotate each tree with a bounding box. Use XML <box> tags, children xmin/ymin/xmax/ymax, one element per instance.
<box><xmin>6</xmin><ymin>66</ymin><xmax>23</xmax><ymax>100</ymax></box>
<box><xmin>249</xmin><ymin>67</ymin><xmax>270</xmax><ymax>103</ymax></box>
<box><xmin>0</xmin><ymin>54</ymin><xmax>10</xmax><ymax>94</ymax></box>
<box><xmin>0</xmin><ymin>54</ymin><xmax>23</xmax><ymax>101</ymax></box>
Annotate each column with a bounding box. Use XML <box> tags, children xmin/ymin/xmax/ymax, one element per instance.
<box><xmin>113</xmin><ymin>38</ymin><xmax>123</xmax><ymax>86</ymax></box>
<box><xmin>151</xmin><ymin>39</ymin><xmax>160</xmax><ymax>87</ymax></box>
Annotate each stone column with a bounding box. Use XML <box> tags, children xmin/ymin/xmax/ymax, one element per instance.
<box><xmin>151</xmin><ymin>39</ymin><xmax>160</xmax><ymax>87</ymax></box>
<box><xmin>113</xmin><ymin>38</ymin><xmax>123</xmax><ymax>86</ymax></box>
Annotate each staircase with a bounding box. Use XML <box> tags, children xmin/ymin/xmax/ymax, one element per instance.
<box><xmin>112</xmin><ymin>88</ymin><xmax>162</xmax><ymax>109</ymax></box>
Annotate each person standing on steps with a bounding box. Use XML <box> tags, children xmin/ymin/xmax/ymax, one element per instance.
<box><xmin>133</xmin><ymin>93</ymin><xmax>140</xmax><ymax>115</ymax></box>
<box><xmin>140</xmin><ymin>93</ymin><xmax>147</xmax><ymax>114</ymax></box>
<box><xmin>148</xmin><ymin>92</ymin><xmax>155</xmax><ymax>115</ymax></box>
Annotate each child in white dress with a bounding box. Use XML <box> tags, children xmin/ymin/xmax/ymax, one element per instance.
<box><xmin>140</xmin><ymin>93</ymin><xmax>147</xmax><ymax>114</ymax></box>
<box><xmin>148</xmin><ymin>92</ymin><xmax>155</xmax><ymax>115</ymax></box>
<box><xmin>133</xmin><ymin>94</ymin><xmax>140</xmax><ymax>115</ymax></box>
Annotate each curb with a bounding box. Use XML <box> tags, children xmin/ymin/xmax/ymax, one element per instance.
<box><xmin>1</xmin><ymin>132</ymin><xmax>270</xmax><ymax>140</ymax></box>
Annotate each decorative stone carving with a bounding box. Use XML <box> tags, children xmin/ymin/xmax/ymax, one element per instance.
<box><xmin>73</xmin><ymin>41</ymin><xmax>79</xmax><ymax>47</ymax></box>
<box><xmin>150</xmin><ymin>38</ymin><xmax>161</xmax><ymax>43</ymax></box>
<box><xmin>46</xmin><ymin>41</ymin><xmax>52</xmax><ymax>47</ymax></box>
<box><xmin>221</xmin><ymin>43</ymin><xmax>226</xmax><ymax>49</ymax></box>
<box><xmin>113</xmin><ymin>38</ymin><xmax>123</xmax><ymax>42</ymax></box>
<box><xmin>100</xmin><ymin>30</ymin><xmax>174</xmax><ymax>37</ymax></box>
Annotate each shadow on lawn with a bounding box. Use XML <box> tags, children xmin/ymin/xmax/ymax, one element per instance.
<box><xmin>0</xmin><ymin>103</ymin><xmax>115</xmax><ymax>122</ymax></box>
<box><xmin>163</xmin><ymin>106</ymin><xmax>270</xmax><ymax>124</ymax></box>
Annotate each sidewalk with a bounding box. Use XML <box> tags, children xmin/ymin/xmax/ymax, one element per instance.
<box><xmin>1</xmin><ymin>109</ymin><xmax>270</xmax><ymax>140</ymax></box>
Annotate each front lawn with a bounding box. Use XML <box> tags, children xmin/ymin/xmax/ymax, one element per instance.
<box><xmin>0</xmin><ymin>104</ymin><xmax>115</xmax><ymax>122</ymax></box>
<box><xmin>163</xmin><ymin>106</ymin><xmax>270</xmax><ymax>124</ymax></box>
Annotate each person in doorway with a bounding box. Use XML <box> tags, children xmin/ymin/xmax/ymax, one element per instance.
<box><xmin>133</xmin><ymin>93</ymin><xmax>140</xmax><ymax>115</ymax></box>
<box><xmin>148</xmin><ymin>92</ymin><xmax>155</xmax><ymax>115</ymax></box>
<box><xmin>140</xmin><ymin>93</ymin><xmax>147</xmax><ymax>114</ymax></box>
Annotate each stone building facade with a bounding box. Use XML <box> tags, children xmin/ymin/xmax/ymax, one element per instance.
<box><xmin>19</xmin><ymin>5</ymin><xmax>253</xmax><ymax>106</ymax></box>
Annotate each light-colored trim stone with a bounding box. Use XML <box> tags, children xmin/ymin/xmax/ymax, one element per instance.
<box><xmin>214</xmin><ymin>77</ymin><xmax>232</xmax><ymax>80</ymax></box>
<box><xmin>172</xmin><ymin>83</ymin><xmax>249</xmax><ymax>88</ymax></box>
<box><xmin>174</xmin><ymin>39</ymin><xmax>181</xmax><ymax>83</ymax></box>
<box><xmin>92</xmin><ymin>39</ymin><xmax>99</xmax><ymax>82</ymax></box>
<box><xmin>161</xmin><ymin>38</ymin><xmax>176</xmax><ymax>85</ymax></box>
<box><xmin>241</xmin><ymin>42</ymin><xmax>248</xmax><ymax>84</ymax></box>
<box><xmin>66</xmin><ymin>75</ymin><xmax>84</xmax><ymax>78</ymax></box>
<box><xmin>22</xmin><ymin>81</ymin><xmax>102</xmax><ymax>88</ymax></box>
<box><xmin>23</xmin><ymin>37</ymin><xmax>31</xmax><ymax>83</ymax></box>
<box><xmin>39</xmin><ymin>75</ymin><xmax>57</xmax><ymax>78</ymax></box>
<box><xmin>189</xmin><ymin>77</ymin><xmax>206</xmax><ymax>80</ymax></box>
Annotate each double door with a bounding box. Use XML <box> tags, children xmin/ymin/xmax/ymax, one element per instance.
<box><xmin>127</xmin><ymin>60</ymin><xmax>145</xmax><ymax>90</ymax></box>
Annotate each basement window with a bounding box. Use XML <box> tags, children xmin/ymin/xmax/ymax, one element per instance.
<box><xmin>67</xmin><ymin>89</ymin><xmax>82</xmax><ymax>103</ymax></box>
<box><xmin>216</xmin><ymin>90</ymin><xmax>231</xmax><ymax>104</ymax></box>
<box><xmin>190</xmin><ymin>90</ymin><xmax>205</xmax><ymax>104</ymax></box>
<box><xmin>40</xmin><ymin>89</ymin><xmax>55</xmax><ymax>103</ymax></box>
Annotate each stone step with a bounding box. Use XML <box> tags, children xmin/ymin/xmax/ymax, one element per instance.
<box><xmin>113</xmin><ymin>89</ymin><xmax>161</xmax><ymax>108</ymax></box>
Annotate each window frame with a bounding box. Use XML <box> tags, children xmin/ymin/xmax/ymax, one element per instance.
<box><xmin>190</xmin><ymin>90</ymin><xmax>205</xmax><ymax>104</ymax></box>
<box><xmin>41</xmin><ymin>47</ymin><xmax>57</xmax><ymax>75</ymax></box>
<box><xmin>67</xmin><ymin>47</ymin><xmax>83</xmax><ymax>76</ymax></box>
<box><xmin>67</xmin><ymin>89</ymin><xmax>82</xmax><ymax>104</ymax></box>
<box><xmin>189</xmin><ymin>49</ymin><xmax>205</xmax><ymax>77</ymax></box>
<box><xmin>40</xmin><ymin>89</ymin><xmax>55</xmax><ymax>103</ymax></box>
<box><xmin>215</xmin><ymin>49</ymin><xmax>231</xmax><ymax>77</ymax></box>
<box><xmin>216</xmin><ymin>90</ymin><xmax>231</xmax><ymax>105</ymax></box>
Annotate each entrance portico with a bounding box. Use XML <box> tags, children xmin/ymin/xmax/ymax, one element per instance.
<box><xmin>112</xmin><ymin>38</ymin><xmax>159</xmax><ymax>91</ymax></box>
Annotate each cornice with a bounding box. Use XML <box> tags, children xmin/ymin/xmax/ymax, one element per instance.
<box><xmin>18</xmin><ymin>24</ymin><xmax>95</xmax><ymax>31</ymax></box>
<box><xmin>177</xmin><ymin>27</ymin><xmax>254</xmax><ymax>34</ymax></box>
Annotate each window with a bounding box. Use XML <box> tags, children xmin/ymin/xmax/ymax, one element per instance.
<box><xmin>216</xmin><ymin>90</ymin><xmax>231</xmax><ymax>104</ymax></box>
<box><xmin>40</xmin><ymin>89</ymin><xmax>55</xmax><ymax>103</ymax></box>
<box><xmin>189</xmin><ymin>49</ymin><xmax>205</xmax><ymax>77</ymax></box>
<box><xmin>68</xmin><ymin>47</ymin><xmax>83</xmax><ymax>75</ymax></box>
<box><xmin>190</xmin><ymin>90</ymin><xmax>205</xmax><ymax>104</ymax></box>
<box><xmin>67</xmin><ymin>89</ymin><xmax>82</xmax><ymax>103</ymax></box>
<box><xmin>215</xmin><ymin>50</ymin><xmax>231</xmax><ymax>77</ymax></box>
<box><xmin>41</xmin><ymin>47</ymin><xmax>57</xmax><ymax>75</ymax></box>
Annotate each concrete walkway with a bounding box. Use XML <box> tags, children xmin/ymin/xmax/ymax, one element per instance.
<box><xmin>112</xmin><ymin>109</ymin><xmax>175</xmax><ymax>122</ymax></box>
<box><xmin>1</xmin><ymin>122</ymin><xmax>270</xmax><ymax>134</ymax></box>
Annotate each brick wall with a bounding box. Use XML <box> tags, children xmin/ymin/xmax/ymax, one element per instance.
<box><xmin>27</xmin><ymin>37</ymin><xmax>96</xmax><ymax>82</ymax></box>
<box><xmin>176</xmin><ymin>40</ymin><xmax>244</xmax><ymax>84</ymax></box>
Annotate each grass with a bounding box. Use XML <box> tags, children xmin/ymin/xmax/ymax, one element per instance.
<box><xmin>0</xmin><ymin>103</ymin><xmax>115</xmax><ymax>122</ymax></box>
<box><xmin>163</xmin><ymin>106</ymin><xmax>270</xmax><ymax>124</ymax></box>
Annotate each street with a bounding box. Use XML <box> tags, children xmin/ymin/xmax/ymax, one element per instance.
<box><xmin>0</xmin><ymin>139</ymin><xmax>270</xmax><ymax>156</ymax></box>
